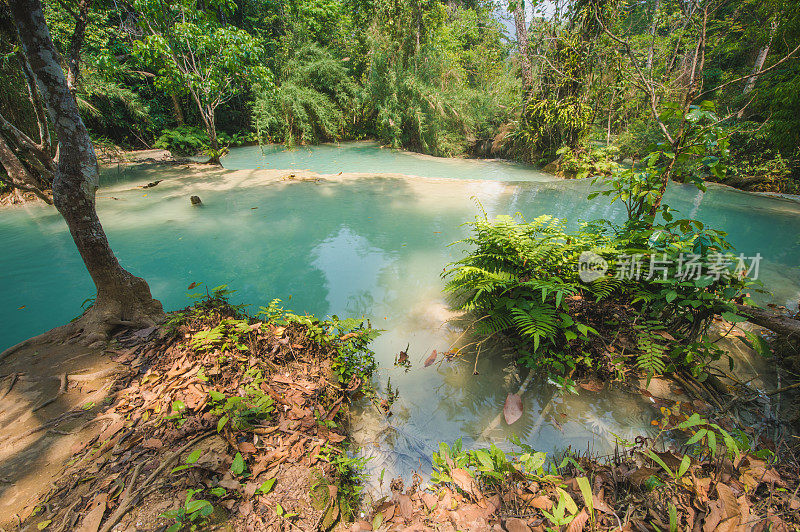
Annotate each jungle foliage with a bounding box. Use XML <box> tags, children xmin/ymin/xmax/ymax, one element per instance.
<box><xmin>444</xmin><ymin>145</ymin><xmax>763</xmax><ymax>386</ymax></box>
<box><xmin>1</xmin><ymin>0</ymin><xmax>799</xmax><ymax>194</ymax></box>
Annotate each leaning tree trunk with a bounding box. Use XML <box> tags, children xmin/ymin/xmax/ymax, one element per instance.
<box><xmin>8</xmin><ymin>0</ymin><xmax>163</xmax><ymax>346</ymax></box>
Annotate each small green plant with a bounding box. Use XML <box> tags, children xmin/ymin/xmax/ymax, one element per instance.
<box><xmin>257</xmin><ymin>299</ymin><xmax>381</xmax><ymax>385</ymax></box>
<box><xmin>159</xmin><ymin>489</ymin><xmax>214</xmax><ymax>532</ymax></box>
<box><xmin>314</xmin><ymin>444</ymin><xmax>369</xmax><ymax>521</ymax></box>
<box><xmin>555</xmin><ymin>143</ymin><xmax>620</xmax><ymax>179</ymax></box>
<box><xmin>444</xmin><ymin>208</ymin><xmax>760</xmax><ymax>385</ymax></box>
<box><xmin>209</xmin><ymin>378</ymin><xmax>274</xmax><ymax>433</ymax></box>
<box><xmin>171</xmin><ymin>449</ymin><xmax>203</xmax><ymax>474</ymax></box>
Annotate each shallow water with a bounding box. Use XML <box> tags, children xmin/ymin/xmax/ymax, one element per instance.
<box><xmin>2</xmin><ymin>142</ymin><xmax>798</xmax><ymax>489</ymax></box>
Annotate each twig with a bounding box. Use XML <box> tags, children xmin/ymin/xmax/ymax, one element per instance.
<box><xmin>765</xmin><ymin>380</ymin><xmax>800</xmax><ymax>397</ymax></box>
<box><xmin>98</xmin><ymin>430</ymin><xmax>214</xmax><ymax>532</ymax></box>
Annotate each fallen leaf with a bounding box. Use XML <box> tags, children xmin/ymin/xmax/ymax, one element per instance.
<box><xmin>578</xmin><ymin>380</ymin><xmax>603</xmax><ymax>392</ymax></box>
<box><xmin>504</xmin><ymin>393</ymin><xmax>523</xmax><ymax>425</ymax></box>
<box><xmin>717</xmin><ymin>483</ymin><xmax>740</xmax><ymax>521</ymax></box>
<box><xmin>187</xmin><ymin>282</ymin><xmax>200</xmax><ymax>290</ymax></box>
<box><xmin>567</xmin><ymin>509</ymin><xmax>589</xmax><ymax>532</ymax></box>
<box><xmin>529</xmin><ymin>495</ymin><xmax>553</xmax><ymax>510</ymax></box>
<box><xmin>75</xmin><ymin>494</ymin><xmax>107</xmax><ymax>532</ymax></box>
<box><xmin>506</xmin><ymin>517</ymin><xmax>532</xmax><ymax>532</ymax></box>
<box><xmin>424</xmin><ymin>350</ymin><xmax>438</xmax><ymax>367</ymax></box>
<box><xmin>450</xmin><ymin>468</ymin><xmax>482</xmax><ymax>500</ymax></box>
<box><xmin>239</xmin><ymin>442</ymin><xmax>257</xmax><ymax>453</ymax></box>
<box><xmin>395</xmin><ymin>493</ymin><xmax>413</xmax><ymax>520</ymax></box>
<box><xmin>625</xmin><ymin>467</ymin><xmax>660</xmax><ymax>487</ymax></box>
<box><xmin>142</xmin><ymin>438</ymin><xmax>162</xmax><ymax>449</ymax></box>
<box><xmin>655</xmin><ymin>330</ymin><xmax>676</xmax><ymax>341</ymax></box>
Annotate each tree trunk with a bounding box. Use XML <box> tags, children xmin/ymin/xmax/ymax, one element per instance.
<box><xmin>737</xmin><ymin>18</ymin><xmax>778</xmax><ymax>119</ymax></box>
<box><xmin>9</xmin><ymin>0</ymin><xmax>163</xmax><ymax>345</ymax></box>
<box><xmin>202</xmin><ymin>107</ymin><xmax>221</xmax><ymax>165</ymax></box>
<box><xmin>511</xmin><ymin>0</ymin><xmax>533</xmax><ymax>87</ymax></box>
<box><xmin>0</xmin><ymin>132</ymin><xmax>51</xmax><ymax>203</ymax></box>
<box><xmin>65</xmin><ymin>0</ymin><xmax>93</xmax><ymax>92</ymax></box>
<box><xmin>170</xmin><ymin>93</ymin><xmax>185</xmax><ymax>126</ymax></box>
<box><xmin>646</xmin><ymin>0</ymin><xmax>662</xmax><ymax>71</ymax></box>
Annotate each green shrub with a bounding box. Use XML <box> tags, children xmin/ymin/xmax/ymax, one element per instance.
<box><xmin>155</xmin><ymin>126</ymin><xmax>251</xmax><ymax>157</ymax></box>
<box><xmin>253</xmin><ymin>44</ymin><xmax>358</xmax><ymax>146</ymax></box>
<box><xmin>444</xmin><ymin>212</ymin><xmax>759</xmax><ymax>385</ymax></box>
<box><xmin>552</xmin><ymin>144</ymin><xmax>620</xmax><ymax>179</ymax></box>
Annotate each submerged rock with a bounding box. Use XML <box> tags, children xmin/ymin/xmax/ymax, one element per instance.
<box><xmin>190</xmin><ymin>195</ymin><xmax>202</xmax><ymax>206</ymax></box>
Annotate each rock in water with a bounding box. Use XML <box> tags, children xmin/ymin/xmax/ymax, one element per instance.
<box><xmin>190</xmin><ymin>195</ymin><xmax>202</xmax><ymax>206</ymax></box>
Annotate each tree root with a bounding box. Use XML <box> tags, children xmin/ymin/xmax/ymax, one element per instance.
<box><xmin>98</xmin><ymin>430</ymin><xmax>214</xmax><ymax>532</ymax></box>
<box><xmin>32</xmin><ymin>373</ymin><xmax>67</xmax><ymax>412</ymax></box>
<box><xmin>0</xmin><ymin>372</ymin><xmax>19</xmax><ymax>400</ymax></box>
<box><xmin>0</xmin><ymin>302</ymin><xmax>165</xmax><ymax>365</ymax></box>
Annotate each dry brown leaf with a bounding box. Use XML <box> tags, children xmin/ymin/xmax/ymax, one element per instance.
<box><xmin>239</xmin><ymin>442</ymin><xmax>257</xmax><ymax>453</ymax></box>
<box><xmin>567</xmin><ymin>509</ymin><xmax>589</xmax><ymax>532</ymax></box>
<box><xmin>529</xmin><ymin>495</ymin><xmax>553</xmax><ymax>510</ymax></box>
<box><xmin>578</xmin><ymin>380</ymin><xmax>604</xmax><ymax>392</ymax></box>
<box><xmin>626</xmin><ymin>467</ymin><xmax>660</xmax><ymax>487</ymax></box>
<box><xmin>703</xmin><ymin>500</ymin><xmax>724</xmax><ymax>532</ymax></box>
<box><xmin>716</xmin><ymin>483</ymin><xmax>740</xmax><ymax>520</ymax></box>
<box><xmin>504</xmin><ymin>393</ymin><xmax>523</xmax><ymax>425</ymax></box>
<box><xmin>450</xmin><ymin>468</ymin><xmax>481</xmax><ymax>500</ymax></box>
<box><xmin>142</xmin><ymin>438</ymin><xmax>163</xmax><ymax>449</ymax></box>
<box><xmin>424</xmin><ymin>350</ymin><xmax>438</xmax><ymax>367</ymax></box>
<box><xmin>506</xmin><ymin>517</ymin><xmax>532</xmax><ymax>532</ymax></box>
<box><xmin>75</xmin><ymin>493</ymin><xmax>107</xmax><ymax>532</ymax></box>
<box><xmin>395</xmin><ymin>493</ymin><xmax>413</xmax><ymax>520</ymax></box>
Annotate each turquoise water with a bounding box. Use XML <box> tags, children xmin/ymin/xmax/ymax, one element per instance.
<box><xmin>220</xmin><ymin>141</ymin><xmax>555</xmax><ymax>181</ymax></box>
<box><xmin>2</xmin><ymin>142</ymin><xmax>798</xmax><ymax>486</ymax></box>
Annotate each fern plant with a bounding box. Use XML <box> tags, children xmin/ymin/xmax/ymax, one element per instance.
<box><xmin>444</xmin><ymin>210</ymin><xmax>760</xmax><ymax>385</ymax></box>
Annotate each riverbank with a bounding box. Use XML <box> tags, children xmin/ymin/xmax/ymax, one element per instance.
<box><xmin>1</xmin><ymin>290</ymin><xmax>380</xmax><ymax>531</ymax></box>
<box><xmin>3</xmin><ymin>295</ymin><xmax>799</xmax><ymax>531</ymax></box>
<box><xmin>3</xmin><ymin>144</ymin><xmax>799</xmax><ymax>210</ymax></box>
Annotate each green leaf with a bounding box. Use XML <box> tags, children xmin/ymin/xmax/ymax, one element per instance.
<box><xmin>686</xmin><ymin>428</ymin><xmax>708</xmax><ymax>446</ymax></box>
<box><xmin>257</xmin><ymin>477</ymin><xmax>276</xmax><ymax>495</ymax></box>
<box><xmin>231</xmin><ymin>452</ymin><xmax>246</xmax><ymax>475</ymax></box>
<box><xmin>217</xmin><ymin>414</ymin><xmax>229</xmax><ymax>432</ymax></box>
<box><xmin>576</xmin><ymin>476</ymin><xmax>594</xmax><ymax>515</ymax></box>
<box><xmin>186</xmin><ymin>499</ymin><xmax>211</xmax><ymax>514</ymax></box>
<box><xmin>665</xmin><ymin>290</ymin><xmax>678</xmax><ymax>303</ymax></box>
<box><xmin>37</xmin><ymin>520</ymin><xmax>52</xmax><ymax>530</ymax></box>
<box><xmin>721</xmin><ymin>311</ymin><xmax>746</xmax><ymax>323</ymax></box>
<box><xmin>187</xmin><ymin>449</ymin><xmax>202</xmax><ymax>464</ymax></box>
<box><xmin>677</xmin><ymin>455</ymin><xmax>691</xmax><ymax>478</ymax></box>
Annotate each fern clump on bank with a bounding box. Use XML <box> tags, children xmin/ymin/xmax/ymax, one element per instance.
<box><xmin>444</xmin><ymin>213</ymin><xmax>760</xmax><ymax>387</ymax></box>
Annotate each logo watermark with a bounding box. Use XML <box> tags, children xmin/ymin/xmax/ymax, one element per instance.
<box><xmin>577</xmin><ymin>252</ymin><xmax>762</xmax><ymax>282</ymax></box>
<box><xmin>578</xmin><ymin>251</ymin><xmax>609</xmax><ymax>282</ymax></box>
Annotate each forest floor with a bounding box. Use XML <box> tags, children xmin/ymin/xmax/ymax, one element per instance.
<box><xmin>1</xmin><ymin>297</ymin><xmax>799</xmax><ymax>531</ymax></box>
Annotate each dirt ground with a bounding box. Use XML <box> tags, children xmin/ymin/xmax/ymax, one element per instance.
<box><xmin>0</xmin><ymin>340</ymin><xmax>123</xmax><ymax>529</ymax></box>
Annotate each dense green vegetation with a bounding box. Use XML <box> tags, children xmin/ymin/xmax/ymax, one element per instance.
<box><xmin>2</xmin><ymin>0</ymin><xmax>798</xmax><ymax>196</ymax></box>
<box><xmin>444</xmin><ymin>149</ymin><xmax>766</xmax><ymax>388</ymax></box>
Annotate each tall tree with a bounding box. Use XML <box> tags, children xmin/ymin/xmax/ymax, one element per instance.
<box><xmin>0</xmin><ymin>10</ymin><xmax>55</xmax><ymax>203</ymax></box>
<box><xmin>510</xmin><ymin>0</ymin><xmax>532</xmax><ymax>86</ymax></box>
<box><xmin>8</xmin><ymin>0</ymin><xmax>163</xmax><ymax>345</ymax></box>
<box><xmin>132</xmin><ymin>0</ymin><xmax>267</xmax><ymax>164</ymax></box>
